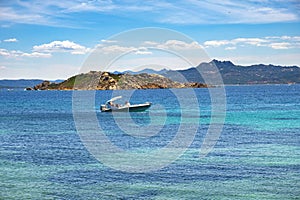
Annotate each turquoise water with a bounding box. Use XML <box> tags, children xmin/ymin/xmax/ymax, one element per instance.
<box><xmin>0</xmin><ymin>85</ymin><xmax>299</xmax><ymax>199</ymax></box>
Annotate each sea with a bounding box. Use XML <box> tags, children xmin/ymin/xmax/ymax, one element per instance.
<box><xmin>0</xmin><ymin>84</ymin><xmax>299</xmax><ymax>199</ymax></box>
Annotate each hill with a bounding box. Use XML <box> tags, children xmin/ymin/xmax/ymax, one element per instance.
<box><xmin>30</xmin><ymin>71</ymin><xmax>208</xmax><ymax>90</ymax></box>
<box><xmin>162</xmin><ymin>60</ymin><xmax>300</xmax><ymax>84</ymax></box>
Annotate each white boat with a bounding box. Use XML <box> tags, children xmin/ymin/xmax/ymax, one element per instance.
<box><xmin>100</xmin><ymin>96</ymin><xmax>151</xmax><ymax>112</ymax></box>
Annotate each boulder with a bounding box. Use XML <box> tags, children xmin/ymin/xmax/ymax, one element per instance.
<box><xmin>33</xmin><ymin>80</ymin><xmax>51</xmax><ymax>90</ymax></box>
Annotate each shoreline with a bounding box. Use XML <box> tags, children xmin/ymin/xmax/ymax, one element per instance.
<box><xmin>1</xmin><ymin>83</ymin><xmax>299</xmax><ymax>92</ymax></box>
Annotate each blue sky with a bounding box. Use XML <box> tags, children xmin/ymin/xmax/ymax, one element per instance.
<box><xmin>0</xmin><ymin>0</ymin><xmax>299</xmax><ymax>79</ymax></box>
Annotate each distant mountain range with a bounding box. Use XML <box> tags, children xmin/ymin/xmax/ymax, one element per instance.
<box><xmin>0</xmin><ymin>79</ymin><xmax>64</xmax><ymax>89</ymax></box>
<box><xmin>1</xmin><ymin>60</ymin><xmax>299</xmax><ymax>89</ymax></box>
<box><xmin>123</xmin><ymin>60</ymin><xmax>299</xmax><ymax>84</ymax></box>
<box><xmin>162</xmin><ymin>60</ymin><xmax>300</xmax><ymax>84</ymax></box>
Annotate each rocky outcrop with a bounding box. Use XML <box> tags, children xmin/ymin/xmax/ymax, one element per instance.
<box><xmin>26</xmin><ymin>81</ymin><xmax>56</xmax><ymax>90</ymax></box>
<box><xmin>32</xmin><ymin>81</ymin><xmax>53</xmax><ymax>90</ymax></box>
<box><xmin>96</xmin><ymin>72</ymin><xmax>120</xmax><ymax>90</ymax></box>
<box><xmin>32</xmin><ymin>71</ymin><xmax>209</xmax><ymax>90</ymax></box>
<box><xmin>140</xmin><ymin>83</ymin><xmax>166</xmax><ymax>89</ymax></box>
<box><xmin>184</xmin><ymin>82</ymin><xmax>208</xmax><ymax>88</ymax></box>
<box><xmin>116</xmin><ymin>73</ymin><xmax>185</xmax><ymax>90</ymax></box>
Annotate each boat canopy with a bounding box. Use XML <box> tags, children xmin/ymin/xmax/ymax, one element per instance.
<box><xmin>106</xmin><ymin>96</ymin><xmax>122</xmax><ymax>104</ymax></box>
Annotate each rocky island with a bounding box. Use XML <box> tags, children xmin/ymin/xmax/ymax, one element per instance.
<box><xmin>30</xmin><ymin>71</ymin><xmax>209</xmax><ymax>90</ymax></box>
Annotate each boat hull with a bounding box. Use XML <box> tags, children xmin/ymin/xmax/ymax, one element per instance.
<box><xmin>101</xmin><ymin>103</ymin><xmax>151</xmax><ymax>112</ymax></box>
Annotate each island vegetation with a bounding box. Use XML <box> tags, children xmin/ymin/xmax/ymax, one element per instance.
<box><xmin>28</xmin><ymin>71</ymin><xmax>209</xmax><ymax>90</ymax></box>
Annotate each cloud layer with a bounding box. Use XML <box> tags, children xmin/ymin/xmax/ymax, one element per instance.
<box><xmin>0</xmin><ymin>0</ymin><xmax>299</xmax><ymax>26</ymax></box>
<box><xmin>1</xmin><ymin>36</ymin><xmax>299</xmax><ymax>60</ymax></box>
<box><xmin>204</xmin><ymin>36</ymin><xmax>300</xmax><ymax>50</ymax></box>
<box><xmin>0</xmin><ymin>40</ymin><xmax>90</xmax><ymax>58</ymax></box>
<box><xmin>97</xmin><ymin>40</ymin><xmax>202</xmax><ymax>55</ymax></box>
<box><xmin>0</xmin><ymin>48</ymin><xmax>51</xmax><ymax>58</ymax></box>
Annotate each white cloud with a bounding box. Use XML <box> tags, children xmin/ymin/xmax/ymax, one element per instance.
<box><xmin>155</xmin><ymin>0</ymin><xmax>299</xmax><ymax>24</ymax></box>
<box><xmin>1</xmin><ymin>40</ymin><xmax>90</xmax><ymax>58</ymax></box>
<box><xmin>64</xmin><ymin>1</ymin><xmax>153</xmax><ymax>13</ymax></box>
<box><xmin>204</xmin><ymin>36</ymin><xmax>300</xmax><ymax>50</ymax></box>
<box><xmin>0</xmin><ymin>66</ymin><xmax>6</xmax><ymax>70</ymax></box>
<box><xmin>143</xmin><ymin>41</ymin><xmax>160</xmax><ymax>46</ymax></box>
<box><xmin>21</xmin><ymin>52</ymin><xmax>52</xmax><ymax>58</ymax></box>
<box><xmin>0</xmin><ymin>6</ymin><xmax>51</xmax><ymax>26</ymax></box>
<box><xmin>239</xmin><ymin>6</ymin><xmax>297</xmax><ymax>23</ymax></box>
<box><xmin>132</xmin><ymin>47</ymin><xmax>153</xmax><ymax>55</ymax></box>
<box><xmin>0</xmin><ymin>48</ymin><xmax>51</xmax><ymax>58</ymax></box>
<box><xmin>96</xmin><ymin>40</ymin><xmax>203</xmax><ymax>56</ymax></box>
<box><xmin>204</xmin><ymin>40</ymin><xmax>231</xmax><ymax>47</ymax></box>
<box><xmin>0</xmin><ymin>1</ymin><xmax>152</xmax><ymax>27</ymax></box>
<box><xmin>143</xmin><ymin>40</ymin><xmax>202</xmax><ymax>50</ymax></box>
<box><xmin>33</xmin><ymin>40</ymin><xmax>90</xmax><ymax>54</ymax></box>
<box><xmin>135</xmin><ymin>50</ymin><xmax>153</xmax><ymax>55</ymax></box>
<box><xmin>99</xmin><ymin>45</ymin><xmax>153</xmax><ymax>55</ymax></box>
<box><xmin>278</xmin><ymin>36</ymin><xmax>300</xmax><ymax>41</ymax></box>
<box><xmin>100</xmin><ymin>39</ymin><xmax>118</xmax><ymax>44</ymax></box>
<box><xmin>232</xmin><ymin>38</ymin><xmax>268</xmax><ymax>46</ymax></box>
<box><xmin>205</xmin><ymin>38</ymin><xmax>268</xmax><ymax>48</ymax></box>
<box><xmin>0</xmin><ymin>49</ymin><xmax>11</xmax><ymax>57</ymax></box>
<box><xmin>157</xmin><ymin>40</ymin><xmax>203</xmax><ymax>50</ymax></box>
<box><xmin>3</xmin><ymin>38</ymin><xmax>18</xmax><ymax>42</ymax></box>
<box><xmin>268</xmin><ymin>42</ymin><xmax>291</xmax><ymax>49</ymax></box>
<box><xmin>225</xmin><ymin>46</ymin><xmax>236</xmax><ymax>50</ymax></box>
<box><xmin>1</xmin><ymin>0</ymin><xmax>298</xmax><ymax>27</ymax></box>
<box><xmin>0</xmin><ymin>40</ymin><xmax>92</xmax><ymax>60</ymax></box>
<box><xmin>100</xmin><ymin>45</ymin><xmax>138</xmax><ymax>54</ymax></box>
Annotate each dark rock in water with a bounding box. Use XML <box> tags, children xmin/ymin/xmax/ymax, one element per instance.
<box><xmin>140</xmin><ymin>83</ymin><xmax>167</xmax><ymax>89</ymax></box>
<box><xmin>33</xmin><ymin>80</ymin><xmax>51</xmax><ymax>90</ymax></box>
<box><xmin>25</xmin><ymin>87</ymin><xmax>33</xmax><ymax>91</ymax></box>
<box><xmin>184</xmin><ymin>82</ymin><xmax>209</xmax><ymax>88</ymax></box>
<box><xmin>33</xmin><ymin>80</ymin><xmax>57</xmax><ymax>90</ymax></box>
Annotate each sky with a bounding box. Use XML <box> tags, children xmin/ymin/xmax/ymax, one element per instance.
<box><xmin>0</xmin><ymin>0</ymin><xmax>299</xmax><ymax>79</ymax></box>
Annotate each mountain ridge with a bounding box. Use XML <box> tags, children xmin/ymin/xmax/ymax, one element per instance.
<box><xmin>162</xmin><ymin>60</ymin><xmax>300</xmax><ymax>84</ymax></box>
<box><xmin>2</xmin><ymin>60</ymin><xmax>299</xmax><ymax>89</ymax></box>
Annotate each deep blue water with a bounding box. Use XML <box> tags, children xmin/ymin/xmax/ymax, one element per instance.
<box><xmin>0</xmin><ymin>85</ymin><xmax>299</xmax><ymax>199</ymax></box>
